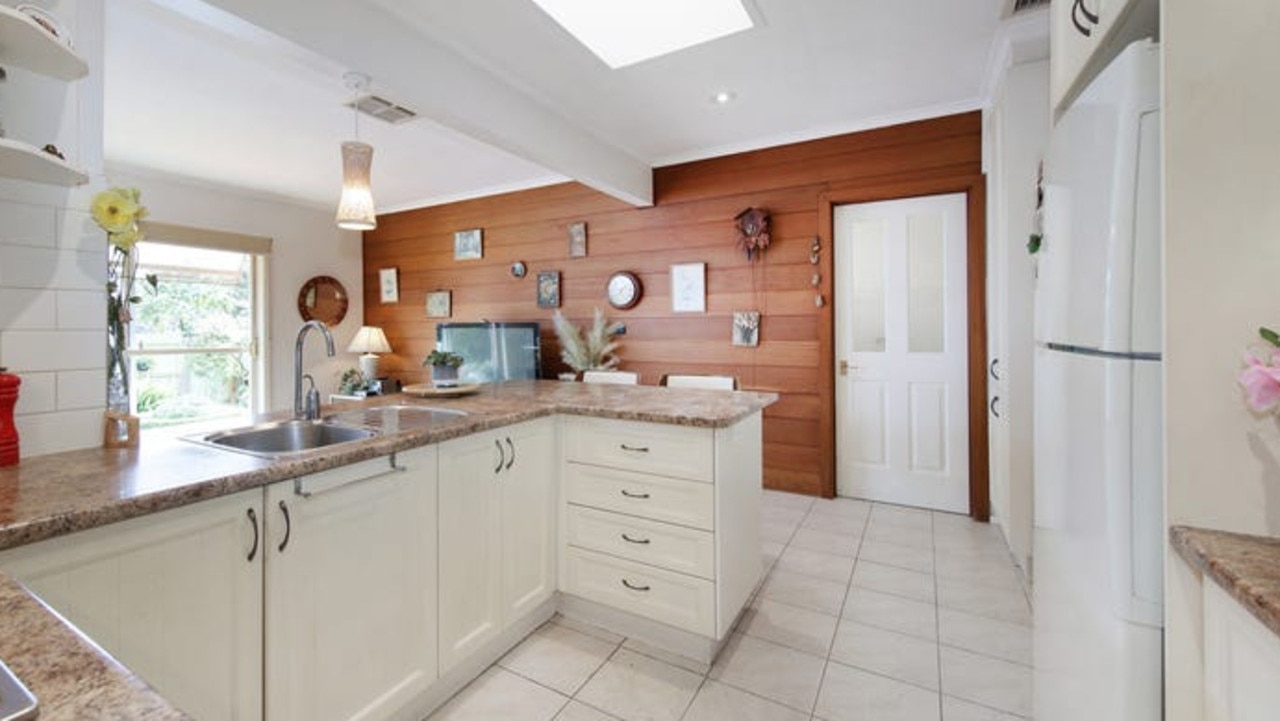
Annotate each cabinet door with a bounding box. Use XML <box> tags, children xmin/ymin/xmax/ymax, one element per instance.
<box><xmin>0</xmin><ymin>489</ymin><xmax>263</xmax><ymax>721</ymax></box>
<box><xmin>265</xmin><ymin>448</ymin><xmax>438</xmax><ymax>721</ymax></box>
<box><xmin>500</xmin><ymin>417</ymin><xmax>557</xmax><ymax>620</ymax></box>
<box><xmin>438</xmin><ymin>428</ymin><xmax>504</xmax><ymax>672</ymax></box>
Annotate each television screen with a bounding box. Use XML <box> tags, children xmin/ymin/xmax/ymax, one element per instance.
<box><xmin>435</xmin><ymin>322</ymin><xmax>542</xmax><ymax>384</ymax></box>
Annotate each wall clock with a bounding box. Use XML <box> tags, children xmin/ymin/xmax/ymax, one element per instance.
<box><xmin>606</xmin><ymin>271</ymin><xmax>642</xmax><ymax>310</ymax></box>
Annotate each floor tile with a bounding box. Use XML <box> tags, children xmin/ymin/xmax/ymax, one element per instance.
<box><xmin>859</xmin><ymin>539</ymin><xmax>935</xmax><ymax>574</ymax></box>
<box><xmin>763</xmin><ymin>490</ymin><xmax>816</xmax><ymax>513</ymax></box>
<box><xmin>709</xmin><ymin>633</ymin><xmax>826</xmax><ymax>712</ymax></box>
<box><xmin>842</xmin><ymin>587</ymin><xmax>938</xmax><ymax>641</ymax></box>
<box><xmin>576</xmin><ymin>648</ymin><xmax>702</xmax><ymax>721</ymax></box>
<box><xmin>552</xmin><ymin>614</ymin><xmax>626</xmax><ymax>645</ymax></box>
<box><xmin>758</xmin><ymin>568</ymin><xmax>848</xmax><ymax>615</ymax></box>
<box><xmin>682</xmin><ymin>679</ymin><xmax>809</xmax><ymax>721</ymax></box>
<box><xmin>933</xmin><ymin>551</ymin><xmax>1024</xmax><ymax>590</ymax></box>
<box><xmin>762</xmin><ymin>505</ymin><xmax>807</xmax><ymax>527</ymax></box>
<box><xmin>740</xmin><ymin>597</ymin><xmax>839</xmax><ymax>656</ymax></box>
<box><xmin>775</xmin><ymin>546</ymin><xmax>856</xmax><ymax>583</ymax></box>
<box><xmin>864</xmin><ymin>521</ymin><xmax>934</xmax><ymax>550</ymax></box>
<box><xmin>555</xmin><ymin>701</ymin><xmax>621</xmax><ymax>721</ymax></box>
<box><xmin>621</xmin><ymin>637</ymin><xmax>711</xmax><ymax>675</ymax></box>
<box><xmin>937</xmin><ymin>608</ymin><xmax>1032</xmax><ymax>666</ymax></box>
<box><xmin>941</xmin><ymin>695</ymin><xmax>1026</xmax><ymax>720</ymax></box>
<box><xmin>788</xmin><ymin>527</ymin><xmax>861</xmax><ymax>558</ymax></box>
<box><xmin>829</xmin><ymin>620</ymin><xmax>940</xmax><ymax>690</ymax></box>
<box><xmin>851</xmin><ymin>560</ymin><xmax>936</xmax><ymax>603</ymax></box>
<box><xmin>801</xmin><ymin>512</ymin><xmax>867</xmax><ymax>535</ymax></box>
<box><xmin>761</xmin><ymin>520</ymin><xmax>798</xmax><ymax>544</ymax></box>
<box><xmin>760</xmin><ymin>540</ymin><xmax>785</xmax><ymax>569</ymax></box>
<box><xmin>814</xmin><ymin>660</ymin><xmax>941</xmax><ymax>721</ymax></box>
<box><xmin>870</xmin><ymin>503</ymin><xmax>934</xmax><ymax>531</ymax></box>
<box><xmin>808</xmin><ymin>497</ymin><xmax>872</xmax><ymax>519</ymax></box>
<box><xmin>939</xmin><ymin>647</ymin><xmax>1031</xmax><ymax>718</ymax></box>
<box><xmin>498</xmin><ymin>621</ymin><xmax>619</xmax><ymax>695</ymax></box>
<box><xmin>429</xmin><ymin>666</ymin><xmax>568</xmax><ymax>721</ymax></box>
<box><xmin>936</xmin><ymin>577</ymin><xmax>1030</xmax><ymax>626</ymax></box>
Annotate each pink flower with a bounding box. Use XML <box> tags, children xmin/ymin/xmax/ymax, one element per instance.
<box><xmin>1239</xmin><ymin>351</ymin><xmax>1280</xmax><ymax>412</ymax></box>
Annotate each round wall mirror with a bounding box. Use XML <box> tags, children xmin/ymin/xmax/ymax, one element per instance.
<box><xmin>297</xmin><ymin>275</ymin><xmax>349</xmax><ymax>325</ymax></box>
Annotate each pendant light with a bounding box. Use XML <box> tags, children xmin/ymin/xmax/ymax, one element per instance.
<box><xmin>336</xmin><ymin>72</ymin><xmax>377</xmax><ymax>231</ymax></box>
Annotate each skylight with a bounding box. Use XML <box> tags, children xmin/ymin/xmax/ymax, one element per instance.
<box><xmin>529</xmin><ymin>0</ymin><xmax>754</xmax><ymax>69</ymax></box>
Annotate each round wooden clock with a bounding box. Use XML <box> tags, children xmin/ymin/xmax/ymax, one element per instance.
<box><xmin>606</xmin><ymin>271</ymin><xmax>642</xmax><ymax>310</ymax></box>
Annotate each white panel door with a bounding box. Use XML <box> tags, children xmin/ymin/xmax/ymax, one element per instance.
<box><xmin>835</xmin><ymin>193</ymin><xmax>970</xmax><ymax>512</ymax></box>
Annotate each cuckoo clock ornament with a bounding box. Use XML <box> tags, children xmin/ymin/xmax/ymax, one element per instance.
<box><xmin>734</xmin><ymin>207</ymin><xmax>771</xmax><ymax>261</ymax></box>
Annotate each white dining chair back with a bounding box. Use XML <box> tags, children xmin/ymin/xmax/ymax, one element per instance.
<box><xmin>660</xmin><ymin>374</ymin><xmax>738</xmax><ymax>390</ymax></box>
<box><xmin>582</xmin><ymin>370</ymin><xmax>639</xmax><ymax>385</ymax></box>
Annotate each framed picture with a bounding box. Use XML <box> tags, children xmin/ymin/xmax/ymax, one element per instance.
<box><xmin>537</xmin><ymin>271</ymin><xmax>561</xmax><ymax>308</ymax></box>
<box><xmin>732</xmin><ymin>310</ymin><xmax>760</xmax><ymax>347</ymax></box>
<box><xmin>568</xmin><ymin>221</ymin><xmax>587</xmax><ymax>258</ymax></box>
<box><xmin>379</xmin><ymin>268</ymin><xmax>399</xmax><ymax>304</ymax></box>
<box><xmin>454</xmin><ymin>228</ymin><xmax>483</xmax><ymax>260</ymax></box>
<box><xmin>671</xmin><ymin>262</ymin><xmax>706</xmax><ymax>313</ymax></box>
<box><xmin>426</xmin><ymin>290</ymin><xmax>452</xmax><ymax>319</ymax></box>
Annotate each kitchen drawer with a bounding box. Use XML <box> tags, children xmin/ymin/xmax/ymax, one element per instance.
<box><xmin>562</xmin><ymin>546</ymin><xmax>715</xmax><ymax>636</ymax></box>
<box><xmin>567</xmin><ymin>504</ymin><xmax>715</xmax><ymax>580</ymax></box>
<box><xmin>565</xmin><ymin>462</ymin><xmax>714</xmax><ymax>531</ymax></box>
<box><xmin>563</xmin><ymin>416</ymin><xmax>714</xmax><ymax>482</ymax></box>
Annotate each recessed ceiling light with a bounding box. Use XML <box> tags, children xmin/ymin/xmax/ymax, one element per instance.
<box><xmin>713</xmin><ymin>90</ymin><xmax>737</xmax><ymax>105</ymax></box>
<box><xmin>530</xmin><ymin>0</ymin><xmax>754</xmax><ymax>69</ymax></box>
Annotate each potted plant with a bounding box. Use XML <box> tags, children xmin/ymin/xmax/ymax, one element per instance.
<box><xmin>423</xmin><ymin>350</ymin><xmax>465</xmax><ymax>387</ymax></box>
<box><xmin>552</xmin><ymin>308</ymin><xmax>623</xmax><ymax>378</ymax></box>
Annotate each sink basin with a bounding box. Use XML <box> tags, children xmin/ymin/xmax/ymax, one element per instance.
<box><xmin>326</xmin><ymin>404</ymin><xmax>468</xmax><ymax>433</ymax></box>
<box><xmin>192</xmin><ymin>419</ymin><xmax>379</xmax><ymax>459</ymax></box>
<box><xmin>0</xmin><ymin>658</ymin><xmax>38</xmax><ymax>721</ymax></box>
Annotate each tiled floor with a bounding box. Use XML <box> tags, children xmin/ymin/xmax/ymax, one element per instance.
<box><xmin>427</xmin><ymin>491</ymin><xmax>1032</xmax><ymax>721</ymax></box>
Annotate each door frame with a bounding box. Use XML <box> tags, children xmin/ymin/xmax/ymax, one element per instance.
<box><xmin>818</xmin><ymin>174</ymin><xmax>989</xmax><ymax>521</ymax></box>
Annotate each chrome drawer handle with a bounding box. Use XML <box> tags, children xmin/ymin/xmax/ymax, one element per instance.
<box><xmin>620</xmin><ymin>489</ymin><xmax>651</xmax><ymax>499</ymax></box>
<box><xmin>621</xmin><ymin>533</ymin><xmax>651</xmax><ymax>545</ymax></box>
<box><xmin>620</xmin><ymin>444</ymin><xmax>650</xmax><ymax>453</ymax></box>
<box><xmin>621</xmin><ymin>579</ymin><xmax>651</xmax><ymax>592</ymax></box>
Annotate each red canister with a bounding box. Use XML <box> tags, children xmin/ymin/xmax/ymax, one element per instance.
<box><xmin>0</xmin><ymin>368</ymin><xmax>19</xmax><ymax>467</ymax></box>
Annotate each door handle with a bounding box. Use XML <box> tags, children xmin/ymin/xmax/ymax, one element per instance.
<box><xmin>989</xmin><ymin>358</ymin><xmax>1001</xmax><ymax>381</ymax></box>
<box><xmin>493</xmin><ymin>438</ymin><xmax>505</xmax><ymax>475</ymax></box>
<box><xmin>277</xmin><ymin>500</ymin><xmax>292</xmax><ymax>553</ymax></box>
<box><xmin>990</xmin><ymin>395</ymin><xmax>1001</xmax><ymax>418</ymax></box>
<box><xmin>839</xmin><ymin>360</ymin><xmax>848</xmax><ymax>376</ymax></box>
<box><xmin>246</xmin><ymin>507</ymin><xmax>259</xmax><ymax>562</ymax></box>
<box><xmin>505</xmin><ymin>437</ymin><xmax>516</xmax><ymax>470</ymax></box>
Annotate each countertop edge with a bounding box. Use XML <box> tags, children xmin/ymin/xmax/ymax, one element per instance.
<box><xmin>1170</xmin><ymin>524</ymin><xmax>1280</xmax><ymax>639</ymax></box>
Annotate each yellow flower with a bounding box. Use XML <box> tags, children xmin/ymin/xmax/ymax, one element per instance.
<box><xmin>110</xmin><ymin>226</ymin><xmax>142</xmax><ymax>250</ymax></box>
<box><xmin>91</xmin><ymin>188</ymin><xmax>141</xmax><ymax>234</ymax></box>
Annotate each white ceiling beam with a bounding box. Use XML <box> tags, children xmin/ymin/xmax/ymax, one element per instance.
<box><xmin>201</xmin><ymin>0</ymin><xmax>653</xmax><ymax>207</ymax></box>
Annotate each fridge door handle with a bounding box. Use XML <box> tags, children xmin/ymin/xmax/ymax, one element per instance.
<box><xmin>990</xmin><ymin>395</ymin><xmax>1001</xmax><ymax>418</ymax></box>
<box><xmin>990</xmin><ymin>358</ymin><xmax>1001</xmax><ymax>380</ymax></box>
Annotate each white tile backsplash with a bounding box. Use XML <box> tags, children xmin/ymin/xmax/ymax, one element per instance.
<box><xmin>15</xmin><ymin>409</ymin><xmax>104</xmax><ymax>456</ymax></box>
<box><xmin>57</xmin><ymin>369</ymin><xmax>106</xmax><ymax>411</ymax></box>
<box><xmin>0</xmin><ymin>199</ymin><xmax>57</xmax><ymax>247</ymax></box>
<box><xmin>56</xmin><ymin>289</ymin><xmax>105</xmax><ymax>329</ymax></box>
<box><xmin>57</xmin><ymin>208</ymin><xmax>100</xmax><ymax>252</ymax></box>
<box><xmin>0</xmin><ymin>245</ymin><xmax>103</xmax><ymax>291</ymax></box>
<box><xmin>0</xmin><ymin>289</ymin><xmax>58</xmax><ymax>329</ymax></box>
<box><xmin>1</xmin><ymin>330</ymin><xmax>102</xmax><ymax>372</ymax></box>
<box><xmin>14</xmin><ymin>372</ymin><xmax>56</xmax><ymax>415</ymax></box>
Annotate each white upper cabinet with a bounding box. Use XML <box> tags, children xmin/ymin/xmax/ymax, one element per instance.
<box><xmin>1050</xmin><ymin>0</ymin><xmax>1158</xmax><ymax>117</ymax></box>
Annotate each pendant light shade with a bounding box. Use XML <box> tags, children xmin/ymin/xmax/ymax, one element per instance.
<box><xmin>336</xmin><ymin>140</ymin><xmax>376</xmax><ymax>230</ymax></box>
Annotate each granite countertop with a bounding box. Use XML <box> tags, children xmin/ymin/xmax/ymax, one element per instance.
<box><xmin>1170</xmin><ymin>525</ymin><xmax>1280</xmax><ymax>638</ymax></box>
<box><xmin>0</xmin><ymin>380</ymin><xmax>774</xmax><ymax>720</ymax></box>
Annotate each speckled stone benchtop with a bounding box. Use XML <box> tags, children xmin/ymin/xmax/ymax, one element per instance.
<box><xmin>0</xmin><ymin>380</ymin><xmax>774</xmax><ymax>719</ymax></box>
<box><xmin>1171</xmin><ymin>525</ymin><xmax>1280</xmax><ymax>638</ymax></box>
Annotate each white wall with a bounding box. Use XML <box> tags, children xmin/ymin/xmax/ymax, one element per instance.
<box><xmin>0</xmin><ymin>0</ymin><xmax>107</xmax><ymax>457</ymax></box>
<box><xmin>107</xmin><ymin>169</ymin><xmax>365</xmax><ymax>411</ymax></box>
<box><xmin>1163</xmin><ymin>1</ymin><xmax>1280</xmax><ymax>718</ymax></box>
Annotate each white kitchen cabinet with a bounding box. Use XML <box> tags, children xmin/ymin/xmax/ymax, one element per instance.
<box><xmin>437</xmin><ymin>417</ymin><xmax>556</xmax><ymax>672</ymax></box>
<box><xmin>1202</xmin><ymin>581</ymin><xmax>1280</xmax><ymax>721</ymax></box>
<box><xmin>0</xmin><ymin>488</ymin><xmax>263</xmax><ymax>721</ymax></box>
<box><xmin>264</xmin><ymin>447</ymin><xmax>438</xmax><ymax>721</ymax></box>
<box><xmin>1050</xmin><ymin>0</ymin><xmax>1157</xmax><ymax>117</ymax></box>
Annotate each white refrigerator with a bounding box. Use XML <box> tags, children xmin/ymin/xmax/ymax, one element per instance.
<box><xmin>1033</xmin><ymin>40</ymin><xmax>1163</xmax><ymax>721</ymax></box>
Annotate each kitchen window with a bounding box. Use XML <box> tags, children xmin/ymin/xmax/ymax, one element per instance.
<box><xmin>129</xmin><ymin>222</ymin><xmax>270</xmax><ymax>433</ymax></box>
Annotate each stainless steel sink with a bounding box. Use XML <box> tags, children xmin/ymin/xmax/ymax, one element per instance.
<box><xmin>191</xmin><ymin>419</ymin><xmax>379</xmax><ymax>459</ymax></box>
<box><xmin>326</xmin><ymin>405</ymin><xmax>468</xmax><ymax>433</ymax></box>
<box><xmin>0</xmin><ymin>657</ymin><xmax>38</xmax><ymax>721</ymax></box>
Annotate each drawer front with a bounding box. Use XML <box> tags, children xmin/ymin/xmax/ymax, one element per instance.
<box><xmin>563</xmin><ymin>416</ymin><xmax>714</xmax><ymax>482</ymax></box>
<box><xmin>562</xmin><ymin>547</ymin><xmax>715</xmax><ymax>636</ymax></box>
<box><xmin>566</xmin><ymin>463</ymin><xmax>714</xmax><ymax>531</ymax></box>
<box><xmin>567</xmin><ymin>504</ymin><xmax>715</xmax><ymax>580</ymax></box>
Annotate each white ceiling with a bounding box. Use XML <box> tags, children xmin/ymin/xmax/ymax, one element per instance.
<box><xmin>104</xmin><ymin>0</ymin><xmax>1045</xmax><ymax>214</ymax></box>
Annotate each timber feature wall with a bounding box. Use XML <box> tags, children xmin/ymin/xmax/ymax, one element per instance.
<box><xmin>361</xmin><ymin>112</ymin><xmax>984</xmax><ymax>498</ymax></box>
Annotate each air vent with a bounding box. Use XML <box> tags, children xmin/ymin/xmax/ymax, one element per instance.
<box><xmin>347</xmin><ymin>95</ymin><xmax>418</xmax><ymax>125</ymax></box>
<box><xmin>1002</xmin><ymin>0</ymin><xmax>1050</xmax><ymax>18</ymax></box>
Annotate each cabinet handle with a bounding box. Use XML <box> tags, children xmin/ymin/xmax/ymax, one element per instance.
<box><xmin>621</xmin><ymin>579</ymin><xmax>651</xmax><ymax>592</ymax></box>
<box><xmin>494</xmin><ymin>439</ymin><xmax>505</xmax><ymax>475</ymax></box>
<box><xmin>620</xmin><ymin>444</ymin><xmax>650</xmax><ymax>453</ymax></box>
<box><xmin>278</xmin><ymin>500</ymin><xmax>292</xmax><ymax>553</ymax></box>
<box><xmin>621</xmin><ymin>533</ymin><xmax>651</xmax><ymax>545</ymax></box>
<box><xmin>293</xmin><ymin>456</ymin><xmax>407</xmax><ymax>498</ymax></box>
<box><xmin>989</xmin><ymin>358</ymin><xmax>1001</xmax><ymax>381</ymax></box>
<box><xmin>620</xmin><ymin>489</ymin><xmax>651</xmax><ymax>499</ymax></box>
<box><xmin>505</xmin><ymin>437</ymin><xmax>516</xmax><ymax>470</ymax></box>
<box><xmin>246</xmin><ymin>508</ymin><xmax>259</xmax><ymax>562</ymax></box>
<box><xmin>990</xmin><ymin>395</ymin><xmax>1001</xmax><ymax>418</ymax></box>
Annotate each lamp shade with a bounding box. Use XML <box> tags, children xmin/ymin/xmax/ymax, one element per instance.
<box><xmin>336</xmin><ymin>141</ymin><xmax>377</xmax><ymax>231</ymax></box>
<box><xmin>347</xmin><ymin>326</ymin><xmax>392</xmax><ymax>354</ymax></box>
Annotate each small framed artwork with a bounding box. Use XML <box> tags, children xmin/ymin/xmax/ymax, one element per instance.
<box><xmin>671</xmin><ymin>262</ymin><xmax>706</xmax><ymax>313</ymax></box>
<box><xmin>426</xmin><ymin>290</ymin><xmax>452</xmax><ymax>319</ymax></box>
<box><xmin>454</xmin><ymin>228</ymin><xmax>483</xmax><ymax>260</ymax></box>
<box><xmin>732</xmin><ymin>310</ymin><xmax>760</xmax><ymax>347</ymax></box>
<box><xmin>537</xmin><ymin>271</ymin><xmax>561</xmax><ymax>308</ymax></box>
<box><xmin>568</xmin><ymin>221</ymin><xmax>587</xmax><ymax>258</ymax></box>
<box><xmin>379</xmin><ymin>268</ymin><xmax>399</xmax><ymax>304</ymax></box>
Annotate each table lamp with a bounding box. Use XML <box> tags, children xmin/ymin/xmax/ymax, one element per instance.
<box><xmin>347</xmin><ymin>326</ymin><xmax>392</xmax><ymax>380</ymax></box>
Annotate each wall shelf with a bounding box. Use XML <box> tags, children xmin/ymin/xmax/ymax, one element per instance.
<box><xmin>0</xmin><ymin>137</ymin><xmax>89</xmax><ymax>186</ymax></box>
<box><xmin>0</xmin><ymin>4</ymin><xmax>88</xmax><ymax>80</ymax></box>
